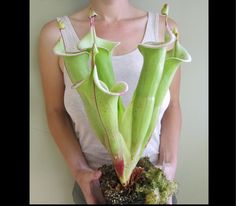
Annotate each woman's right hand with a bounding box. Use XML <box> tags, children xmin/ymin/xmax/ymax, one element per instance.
<box><xmin>75</xmin><ymin>168</ymin><xmax>103</xmax><ymax>204</ymax></box>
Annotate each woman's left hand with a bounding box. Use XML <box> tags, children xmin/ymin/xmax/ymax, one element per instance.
<box><xmin>155</xmin><ymin>163</ymin><xmax>176</xmax><ymax>204</ymax></box>
<box><xmin>156</xmin><ymin>162</ymin><xmax>176</xmax><ymax>181</ymax></box>
<box><xmin>167</xmin><ymin>196</ymin><xmax>173</xmax><ymax>204</ymax></box>
<box><xmin>161</xmin><ymin>162</ymin><xmax>176</xmax><ymax>181</ymax></box>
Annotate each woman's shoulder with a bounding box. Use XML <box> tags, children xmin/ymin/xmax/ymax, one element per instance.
<box><xmin>157</xmin><ymin>14</ymin><xmax>178</xmax><ymax>43</ymax></box>
<box><xmin>39</xmin><ymin>19</ymin><xmax>61</xmax><ymax>46</ymax></box>
<box><xmin>69</xmin><ymin>7</ymin><xmax>89</xmax><ymax>20</ymax></box>
<box><xmin>159</xmin><ymin>15</ymin><xmax>178</xmax><ymax>30</ymax></box>
<box><xmin>157</xmin><ymin>15</ymin><xmax>178</xmax><ymax>50</ymax></box>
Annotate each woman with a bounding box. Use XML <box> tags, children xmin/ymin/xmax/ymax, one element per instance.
<box><xmin>38</xmin><ymin>0</ymin><xmax>181</xmax><ymax>204</ymax></box>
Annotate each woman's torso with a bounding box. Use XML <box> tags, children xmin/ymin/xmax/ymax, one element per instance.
<box><xmin>58</xmin><ymin>11</ymin><xmax>170</xmax><ymax>169</ymax></box>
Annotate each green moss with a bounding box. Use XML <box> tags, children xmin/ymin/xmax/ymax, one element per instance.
<box><xmin>99</xmin><ymin>157</ymin><xmax>178</xmax><ymax>204</ymax></box>
<box><xmin>145</xmin><ymin>188</ymin><xmax>161</xmax><ymax>204</ymax></box>
<box><xmin>136</xmin><ymin>157</ymin><xmax>178</xmax><ymax>204</ymax></box>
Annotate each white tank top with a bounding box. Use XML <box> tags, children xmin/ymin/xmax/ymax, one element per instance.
<box><xmin>59</xmin><ymin>12</ymin><xmax>170</xmax><ymax>169</ymax></box>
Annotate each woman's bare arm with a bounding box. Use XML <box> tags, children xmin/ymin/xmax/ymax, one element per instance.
<box><xmin>156</xmin><ymin>16</ymin><xmax>182</xmax><ymax>180</ymax></box>
<box><xmin>38</xmin><ymin>20</ymin><xmax>89</xmax><ymax>176</ymax></box>
<box><xmin>157</xmin><ymin>69</ymin><xmax>181</xmax><ymax>179</ymax></box>
<box><xmin>38</xmin><ymin>20</ymin><xmax>102</xmax><ymax>203</ymax></box>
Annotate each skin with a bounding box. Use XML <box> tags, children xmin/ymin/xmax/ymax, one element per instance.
<box><xmin>38</xmin><ymin>0</ymin><xmax>181</xmax><ymax>204</ymax></box>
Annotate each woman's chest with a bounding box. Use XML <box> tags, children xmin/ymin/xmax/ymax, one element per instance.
<box><xmin>72</xmin><ymin>18</ymin><xmax>148</xmax><ymax>56</ymax></box>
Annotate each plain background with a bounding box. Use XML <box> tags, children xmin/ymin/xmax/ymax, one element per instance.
<box><xmin>30</xmin><ymin>0</ymin><xmax>208</xmax><ymax>204</ymax></box>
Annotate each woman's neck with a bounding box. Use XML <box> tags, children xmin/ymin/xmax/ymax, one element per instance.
<box><xmin>89</xmin><ymin>0</ymin><xmax>133</xmax><ymax>22</ymax></box>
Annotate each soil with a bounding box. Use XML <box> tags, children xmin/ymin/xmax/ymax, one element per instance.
<box><xmin>99</xmin><ymin>157</ymin><xmax>161</xmax><ymax>204</ymax></box>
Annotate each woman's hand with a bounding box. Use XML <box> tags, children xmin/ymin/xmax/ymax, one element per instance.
<box><xmin>167</xmin><ymin>196</ymin><xmax>173</xmax><ymax>204</ymax></box>
<box><xmin>75</xmin><ymin>168</ymin><xmax>104</xmax><ymax>204</ymax></box>
<box><xmin>155</xmin><ymin>163</ymin><xmax>176</xmax><ymax>205</ymax></box>
<box><xmin>156</xmin><ymin>162</ymin><xmax>176</xmax><ymax>181</ymax></box>
<box><xmin>39</xmin><ymin>21</ymin><xmax>106</xmax><ymax>203</ymax></box>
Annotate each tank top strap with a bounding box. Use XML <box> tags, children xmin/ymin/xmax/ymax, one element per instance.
<box><xmin>142</xmin><ymin>12</ymin><xmax>159</xmax><ymax>43</ymax></box>
<box><xmin>56</xmin><ymin>16</ymin><xmax>80</xmax><ymax>53</ymax></box>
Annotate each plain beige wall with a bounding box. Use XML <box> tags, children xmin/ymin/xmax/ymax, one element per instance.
<box><xmin>30</xmin><ymin>0</ymin><xmax>208</xmax><ymax>204</ymax></box>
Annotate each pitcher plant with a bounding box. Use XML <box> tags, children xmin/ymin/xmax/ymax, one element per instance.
<box><xmin>53</xmin><ymin>4</ymin><xmax>191</xmax><ymax>187</ymax></box>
